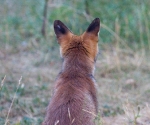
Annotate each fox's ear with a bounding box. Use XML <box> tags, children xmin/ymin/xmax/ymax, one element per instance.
<box><xmin>54</xmin><ymin>20</ymin><xmax>71</xmax><ymax>39</ymax></box>
<box><xmin>86</xmin><ymin>18</ymin><xmax>100</xmax><ymax>36</ymax></box>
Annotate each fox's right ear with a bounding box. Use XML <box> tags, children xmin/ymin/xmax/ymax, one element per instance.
<box><xmin>54</xmin><ymin>20</ymin><xmax>72</xmax><ymax>40</ymax></box>
<box><xmin>86</xmin><ymin>18</ymin><xmax>100</xmax><ymax>36</ymax></box>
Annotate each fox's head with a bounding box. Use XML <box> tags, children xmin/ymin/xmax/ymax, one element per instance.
<box><xmin>54</xmin><ymin>18</ymin><xmax>100</xmax><ymax>62</ymax></box>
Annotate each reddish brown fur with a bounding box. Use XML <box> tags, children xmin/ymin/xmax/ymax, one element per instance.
<box><xmin>43</xmin><ymin>18</ymin><xmax>100</xmax><ymax>125</ymax></box>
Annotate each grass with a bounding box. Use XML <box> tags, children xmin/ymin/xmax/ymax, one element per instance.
<box><xmin>4</xmin><ymin>76</ymin><xmax>22</xmax><ymax>125</ymax></box>
<box><xmin>0</xmin><ymin>45</ymin><xmax>150</xmax><ymax>125</ymax></box>
<box><xmin>0</xmin><ymin>0</ymin><xmax>150</xmax><ymax>125</ymax></box>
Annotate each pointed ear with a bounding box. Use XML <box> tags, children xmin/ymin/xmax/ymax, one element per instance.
<box><xmin>86</xmin><ymin>18</ymin><xmax>100</xmax><ymax>36</ymax></box>
<box><xmin>54</xmin><ymin>20</ymin><xmax>72</xmax><ymax>39</ymax></box>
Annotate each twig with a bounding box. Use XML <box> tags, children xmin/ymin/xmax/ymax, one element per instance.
<box><xmin>41</xmin><ymin>0</ymin><xmax>49</xmax><ymax>37</ymax></box>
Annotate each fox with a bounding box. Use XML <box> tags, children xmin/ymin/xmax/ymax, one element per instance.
<box><xmin>43</xmin><ymin>18</ymin><xmax>100</xmax><ymax>125</ymax></box>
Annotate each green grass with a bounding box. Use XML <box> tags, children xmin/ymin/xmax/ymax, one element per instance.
<box><xmin>0</xmin><ymin>0</ymin><xmax>150</xmax><ymax>50</ymax></box>
<box><xmin>0</xmin><ymin>0</ymin><xmax>150</xmax><ymax>125</ymax></box>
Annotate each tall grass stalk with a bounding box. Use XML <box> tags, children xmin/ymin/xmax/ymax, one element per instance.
<box><xmin>133</xmin><ymin>107</ymin><xmax>140</xmax><ymax>125</ymax></box>
<box><xmin>0</xmin><ymin>75</ymin><xmax>6</xmax><ymax>91</ymax></box>
<box><xmin>4</xmin><ymin>76</ymin><xmax>22</xmax><ymax>125</ymax></box>
<box><xmin>137</xmin><ymin>9</ymin><xmax>144</xmax><ymax>49</ymax></box>
<box><xmin>115</xmin><ymin>17</ymin><xmax>121</xmax><ymax>72</ymax></box>
<box><xmin>5</xmin><ymin>24</ymin><xmax>10</xmax><ymax>50</ymax></box>
<box><xmin>143</xmin><ymin>9</ymin><xmax>150</xmax><ymax>50</ymax></box>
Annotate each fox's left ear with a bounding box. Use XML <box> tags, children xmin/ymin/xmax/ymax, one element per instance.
<box><xmin>54</xmin><ymin>20</ymin><xmax>72</xmax><ymax>39</ymax></box>
<box><xmin>54</xmin><ymin>20</ymin><xmax>72</xmax><ymax>44</ymax></box>
<box><xmin>86</xmin><ymin>18</ymin><xmax>100</xmax><ymax>36</ymax></box>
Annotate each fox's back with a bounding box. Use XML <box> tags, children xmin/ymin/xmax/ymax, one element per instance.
<box><xmin>44</xmin><ymin>76</ymin><xmax>96</xmax><ymax>125</ymax></box>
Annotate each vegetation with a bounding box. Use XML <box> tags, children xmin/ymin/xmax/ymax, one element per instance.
<box><xmin>0</xmin><ymin>0</ymin><xmax>150</xmax><ymax>125</ymax></box>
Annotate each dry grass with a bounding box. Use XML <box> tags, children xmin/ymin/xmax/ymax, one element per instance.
<box><xmin>0</xmin><ymin>44</ymin><xmax>150</xmax><ymax>125</ymax></box>
<box><xmin>95</xmin><ymin>45</ymin><xmax>150</xmax><ymax>125</ymax></box>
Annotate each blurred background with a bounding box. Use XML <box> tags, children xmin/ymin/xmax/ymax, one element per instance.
<box><xmin>0</xmin><ymin>0</ymin><xmax>150</xmax><ymax>125</ymax></box>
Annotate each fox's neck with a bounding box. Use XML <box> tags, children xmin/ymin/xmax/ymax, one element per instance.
<box><xmin>61</xmin><ymin>54</ymin><xmax>95</xmax><ymax>77</ymax></box>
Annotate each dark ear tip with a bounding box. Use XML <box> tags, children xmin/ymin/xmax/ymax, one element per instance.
<box><xmin>86</xmin><ymin>18</ymin><xmax>100</xmax><ymax>33</ymax></box>
<box><xmin>93</xmin><ymin>18</ymin><xmax>100</xmax><ymax>24</ymax></box>
<box><xmin>53</xmin><ymin>20</ymin><xmax>64</xmax><ymax>30</ymax></box>
<box><xmin>54</xmin><ymin>20</ymin><xmax>61</xmax><ymax>27</ymax></box>
<box><xmin>53</xmin><ymin>20</ymin><xmax>68</xmax><ymax>35</ymax></box>
<box><xmin>95</xmin><ymin>18</ymin><xmax>100</xmax><ymax>21</ymax></box>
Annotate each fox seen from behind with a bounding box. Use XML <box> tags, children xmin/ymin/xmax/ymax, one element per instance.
<box><xmin>43</xmin><ymin>18</ymin><xmax>100</xmax><ymax>125</ymax></box>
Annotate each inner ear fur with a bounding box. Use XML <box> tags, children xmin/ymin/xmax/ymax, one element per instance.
<box><xmin>54</xmin><ymin>20</ymin><xmax>72</xmax><ymax>38</ymax></box>
<box><xmin>86</xmin><ymin>18</ymin><xmax>100</xmax><ymax>36</ymax></box>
